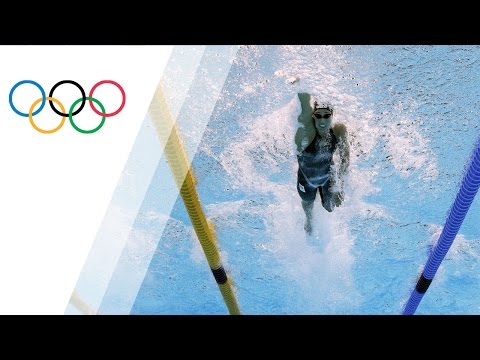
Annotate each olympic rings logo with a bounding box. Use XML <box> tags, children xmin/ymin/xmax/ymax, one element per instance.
<box><xmin>9</xmin><ymin>80</ymin><xmax>126</xmax><ymax>134</ymax></box>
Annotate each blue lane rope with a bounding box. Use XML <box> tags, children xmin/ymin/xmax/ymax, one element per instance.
<box><xmin>403</xmin><ymin>138</ymin><xmax>480</xmax><ymax>315</ymax></box>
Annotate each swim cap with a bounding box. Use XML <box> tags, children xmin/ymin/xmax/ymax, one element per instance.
<box><xmin>313</xmin><ymin>101</ymin><xmax>334</xmax><ymax>115</ymax></box>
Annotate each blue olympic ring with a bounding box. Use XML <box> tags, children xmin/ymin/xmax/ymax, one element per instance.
<box><xmin>9</xmin><ymin>80</ymin><xmax>46</xmax><ymax>117</ymax></box>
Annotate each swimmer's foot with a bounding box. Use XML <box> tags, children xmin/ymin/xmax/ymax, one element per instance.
<box><xmin>304</xmin><ymin>220</ymin><xmax>312</xmax><ymax>235</ymax></box>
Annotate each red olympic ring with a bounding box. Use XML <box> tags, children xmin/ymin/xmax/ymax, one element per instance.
<box><xmin>89</xmin><ymin>80</ymin><xmax>126</xmax><ymax>117</ymax></box>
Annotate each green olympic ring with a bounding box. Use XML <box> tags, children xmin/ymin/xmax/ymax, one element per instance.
<box><xmin>69</xmin><ymin>97</ymin><xmax>106</xmax><ymax>134</ymax></box>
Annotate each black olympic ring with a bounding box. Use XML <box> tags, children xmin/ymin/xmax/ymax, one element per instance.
<box><xmin>48</xmin><ymin>80</ymin><xmax>86</xmax><ymax>117</ymax></box>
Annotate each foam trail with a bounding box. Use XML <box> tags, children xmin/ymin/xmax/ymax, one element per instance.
<box><xmin>216</xmin><ymin>93</ymin><xmax>363</xmax><ymax>312</ymax></box>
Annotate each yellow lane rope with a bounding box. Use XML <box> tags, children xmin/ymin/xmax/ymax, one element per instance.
<box><xmin>148</xmin><ymin>81</ymin><xmax>240</xmax><ymax>315</ymax></box>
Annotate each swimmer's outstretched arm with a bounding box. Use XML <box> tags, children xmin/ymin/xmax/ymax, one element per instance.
<box><xmin>295</xmin><ymin>93</ymin><xmax>316</xmax><ymax>154</ymax></box>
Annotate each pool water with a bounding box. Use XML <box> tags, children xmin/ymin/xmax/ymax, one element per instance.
<box><xmin>94</xmin><ymin>45</ymin><xmax>480</xmax><ymax>315</ymax></box>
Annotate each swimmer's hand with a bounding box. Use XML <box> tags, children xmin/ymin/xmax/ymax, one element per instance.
<box><xmin>330</xmin><ymin>177</ymin><xmax>345</xmax><ymax>207</ymax></box>
<box><xmin>332</xmin><ymin>190</ymin><xmax>345</xmax><ymax>207</ymax></box>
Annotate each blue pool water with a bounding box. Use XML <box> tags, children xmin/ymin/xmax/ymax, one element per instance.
<box><xmin>127</xmin><ymin>46</ymin><xmax>480</xmax><ymax>314</ymax></box>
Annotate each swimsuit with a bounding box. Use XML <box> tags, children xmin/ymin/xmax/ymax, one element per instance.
<box><xmin>297</xmin><ymin>129</ymin><xmax>337</xmax><ymax>209</ymax></box>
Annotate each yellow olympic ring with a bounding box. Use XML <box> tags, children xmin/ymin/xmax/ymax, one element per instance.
<box><xmin>29</xmin><ymin>97</ymin><xmax>66</xmax><ymax>134</ymax></box>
